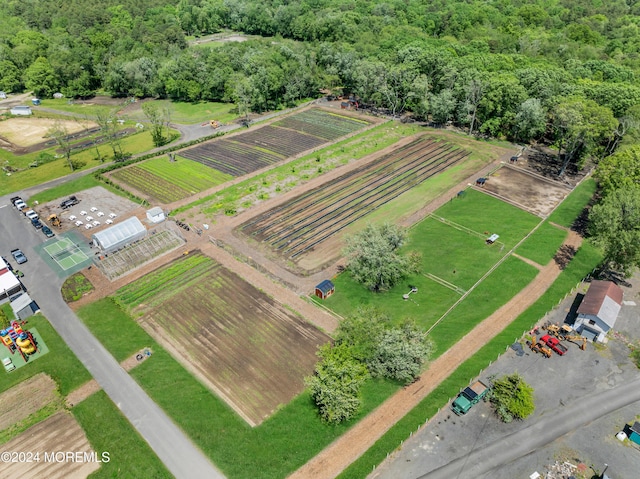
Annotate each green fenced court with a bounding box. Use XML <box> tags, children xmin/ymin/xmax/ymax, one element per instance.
<box><xmin>35</xmin><ymin>232</ymin><xmax>94</xmax><ymax>277</ymax></box>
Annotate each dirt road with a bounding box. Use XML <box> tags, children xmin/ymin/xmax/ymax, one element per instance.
<box><xmin>288</xmin><ymin>231</ymin><xmax>582</xmax><ymax>479</ymax></box>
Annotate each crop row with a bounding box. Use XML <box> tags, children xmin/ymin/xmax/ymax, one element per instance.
<box><xmin>274</xmin><ymin>110</ymin><xmax>369</xmax><ymax>140</ymax></box>
<box><xmin>181</xmin><ymin>139</ymin><xmax>283</xmax><ymax>176</ymax></box>
<box><xmin>140</xmin><ymin>158</ymin><xmax>229</xmax><ymax>193</ymax></box>
<box><xmin>241</xmin><ymin>138</ymin><xmax>469</xmax><ymax>259</ymax></box>
<box><xmin>115</xmin><ymin>253</ymin><xmax>213</xmax><ymax>308</ymax></box>
<box><xmin>233</xmin><ymin>125</ymin><xmax>326</xmax><ymax>157</ymax></box>
<box><xmin>111</xmin><ymin>167</ymin><xmax>191</xmax><ymax>203</ymax></box>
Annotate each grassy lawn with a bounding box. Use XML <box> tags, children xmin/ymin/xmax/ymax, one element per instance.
<box><xmin>77</xmin><ymin>297</ymin><xmax>401</xmax><ymax>479</ymax></box>
<box><xmin>28</xmin><ymin>175</ymin><xmax>123</xmax><ymax>204</ymax></box>
<box><xmin>127</xmin><ymin>100</ymin><xmax>238</xmax><ymax>124</ymax></box>
<box><xmin>0</xmin><ymin>314</ymin><xmax>91</xmax><ymax>396</ymax></box>
<box><xmin>515</xmin><ymin>222</ymin><xmax>568</xmax><ymax>265</ymax></box>
<box><xmin>72</xmin><ymin>391</ymin><xmax>172</xmax><ymax>479</ymax></box>
<box><xmin>0</xmin><ymin>130</ymin><xmax>163</xmax><ymax>196</ymax></box>
<box><xmin>547</xmin><ymin>177</ymin><xmax>597</xmax><ymax>228</ymax></box>
<box><xmin>339</xmin><ymin>242</ymin><xmax>603</xmax><ymax>479</ymax></box>
<box><xmin>432</xmin><ymin>188</ymin><xmax>539</xmax><ymax>248</ymax></box>
<box><xmin>321</xmin><ymin>273</ymin><xmax>460</xmax><ymax>329</ymax></box>
<box><xmin>37</xmin><ymin>98</ymin><xmax>120</xmax><ymax>117</ymax></box>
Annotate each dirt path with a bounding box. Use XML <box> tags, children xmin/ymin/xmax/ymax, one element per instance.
<box><xmin>288</xmin><ymin>231</ymin><xmax>583</xmax><ymax>479</ymax></box>
<box><xmin>65</xmin><ymin>348</ymin><xmax>153</xmax><ymax>407</ymax></box>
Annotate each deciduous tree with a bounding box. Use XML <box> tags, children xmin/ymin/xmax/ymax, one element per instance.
<box><xmin>305</xmin><ymin>343</ymin><xmax>369</xmax><ymax>424</ymax></box>
<box><xmin>589</xmin><ymin>187</ymin><xmax>640</xmax><ymax>276</ymax></box>
<box><xmin>343</xmin><ymin>223</ymin><xmax>420</xmax><ymax>291</ymax></box>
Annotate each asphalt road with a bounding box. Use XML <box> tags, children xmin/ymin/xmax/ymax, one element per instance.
<box><xmin>0</xmin><ymin>199</ymin><xmax>225</xmax><ymax>479</ymax></box>
<box><xmin>416</xmin><ymin>376</ymin><xmax>640</xmax><ymax>479</ymax></box>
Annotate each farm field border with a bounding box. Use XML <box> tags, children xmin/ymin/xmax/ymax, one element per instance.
<box><xmin>114</xmin><ymin>252</ymin><xmax>330</xmax><ymax>426</ymax></box>
<box><xmin>179</xmin><ymin>107</ymin><xmax>374</xmax><ymax>179</ymax></box>
<box><xmin>239</xmin><ymin>137</ymin><xmax>470</xmax><ymax>263</ymax></box>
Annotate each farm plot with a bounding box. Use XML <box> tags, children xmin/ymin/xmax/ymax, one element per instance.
<box><xmin>115</xmin><ymin>253</ymin><xmax>329</xmax><ymax>426</ymax></box>
<box><xmin>108</xmin><ymin>157</ymin><xmax>231</xmax><ymax>204</ymax></box>
<box><xmin>239</xmin><ymin>137</ymin><xmax>469</xmax><ymax>264</ymax></box>
<box><xmin>179</xmin><ymin>108</ymin><xmax>372</xmax><ymax>178</ymax></box>
<box><xmin>480</xmin><ymin>165</ymin><xmax>571</xmax><ymax>217</ymax></box>
<box><xmin>273</xmin><ymin>109</ymin><xmax>370</xmax><ymax>140</ymax></box>
<box><xmin>95</xmin><ymin>229</ymin><xmax>185</xmax><ymax>280</ymax></box>
<box><xmin>0</xmin><ymin>412</ymin><xmax>101</xmax><ymax>479</ymax></box>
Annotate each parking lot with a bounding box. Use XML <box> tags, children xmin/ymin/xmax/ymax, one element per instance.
<box><xmin>373</xmin><ymin>275</ymin><xmax>640</xmax><ymax>479</ymax></box>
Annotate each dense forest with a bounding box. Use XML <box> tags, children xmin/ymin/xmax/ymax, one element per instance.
<box><xmin>1</xmin><ymin>0</ymin><xmax>640</xmax><ymax>167</ymax></box>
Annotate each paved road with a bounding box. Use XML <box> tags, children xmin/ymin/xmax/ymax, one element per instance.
<box><xmin>416</xmin><ymin>376</ymin><xmax>640</xmax><ymax>479</ymax></box>
<box><xmin>0</xmin><ymin>199</ymin><xmax>225</xmax><ymax>479</ymax></box>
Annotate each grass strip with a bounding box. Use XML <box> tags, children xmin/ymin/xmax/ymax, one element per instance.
<box><xmin>72</xmin><ymin>390</ymin><xmax>172</xmax><ymax>479</ymax></box>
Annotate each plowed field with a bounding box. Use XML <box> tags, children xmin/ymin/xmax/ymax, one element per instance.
<box><xmin>239</xmin><ymin>136</ymin><xmax>468</xmax><ymax>263</ymax></box>
<box><xmin>115</xmin><ymin>252</ymin><xmax>330</xmax><ymax>426</ymax></box>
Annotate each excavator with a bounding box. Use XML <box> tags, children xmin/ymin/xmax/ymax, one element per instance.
<box><xmin>545</xmin><ymin>323</ymin><xmax>587</xmax><ymax>350</ymax></box>
<box><xmin>48</xmin><ymin>214</ymin><xmax>62</xmax><ymax>228</ymax></box>
<box><xmin>529</xmin><ymin>339</ymin><xmax>552</xmax><ymax>358</ymax></box>
<box><xmin>563</xmin><ymin>334</ymin><xmax>587</xmax><ymax>351</ymax></box>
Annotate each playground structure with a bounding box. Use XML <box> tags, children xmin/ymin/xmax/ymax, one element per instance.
<box><xmin>1</xmin><ymin>321</ymin><xmax>38</xmax><ymax>366</ymax></box>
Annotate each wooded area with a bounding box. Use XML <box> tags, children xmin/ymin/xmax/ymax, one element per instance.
<box><xmin>1</xmin><ymin>0</ymin><xmax>639</xmax><ymax>150</ymax></box>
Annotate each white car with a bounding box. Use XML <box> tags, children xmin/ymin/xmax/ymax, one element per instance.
<box><xmin>24</xmin><ymin>209</ymin><xmax>38</xmax><ymax>221</ymax></box>
<box><xmin>14</xmin><ymin>200</ymin><xmax>27</xmax><ymax>210</ymax></box>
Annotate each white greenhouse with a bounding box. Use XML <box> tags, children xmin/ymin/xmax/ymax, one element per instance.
<box><xmin>92</xmin><ymin>216</ymin><xmax>146</xmax><ymax>253</ymax></box>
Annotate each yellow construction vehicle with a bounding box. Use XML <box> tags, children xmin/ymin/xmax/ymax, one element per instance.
<box><xmin>210</xmin><ymin>120</ymin><xmax>220</xmax><ymax>129</ymax></box>
<box><xmin>529</xmin><ymin>340</ymin><xmax>552</xmax><ymax>358</ymax></box>
<box><xmin>48</xmin><ymin>214</ymin><xmax>62</xmax><ymax>228</ymax></box>
<box><xmin>563</xmin><ymin>334</ymin><xmax>587</xmax><ymax>350</ymax></box>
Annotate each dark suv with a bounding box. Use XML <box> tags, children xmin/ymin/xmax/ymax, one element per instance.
<box><xmin>31</xmin><ymin>218</ymin><xmax>43</xmax><ymax>229</ymax></box>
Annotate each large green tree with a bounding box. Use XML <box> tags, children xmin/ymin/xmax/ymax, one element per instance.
<box><xmin>343</xmin><ymin>223</ymin><xmax>420</xmax><ymax>291</ymax></box>
<box><xmin>24</xmin><ymin>56</ymin><xmax>58</xmax><ymax>98</ymax></box>
<box><xmin>589</xmin><ymin>187</ymin><xmax>640</xmax><ymax>276</ymax></box>
<box><xmin>595</xmin><ymin>147</ymin><xmax>640</xmax><ymax>197</ymax></box>
<box><xmin>489</xmin><ymin>373</ymin><xmax>535</xmax><ymax>423</ymax></box>
<box><xmin>305</xmin><ymin>343</ymin><xmax>369</xmax><ymax>424</ymax></box>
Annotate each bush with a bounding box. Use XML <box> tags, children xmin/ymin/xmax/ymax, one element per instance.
<box><xmin>489</xmin><ymin>373</ymin><xmax>535</xmax><ymax>423</ymax></box>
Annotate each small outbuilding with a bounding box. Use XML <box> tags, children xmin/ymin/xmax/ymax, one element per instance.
<box><xmin>315</xmin><ymin>280</ymin><xmax>335</xmax><ymax>300</ymax></box>
<box><xmin>146</xmin><ymin>207</ymin><xmax>166</xmax><ymax>224</ymax></box>
<box><xmin>10</xmin><ymin>293</ymin><xmax>40</xmax><ymax>321</ymax></box>
<box><xmin>573</xmin><ymin>280</ymin><xmax>623</xmax><ymax>342</ymax></box>
<box><xmin>0</xmin><ymin>258</ymin><xmax>23</xmax><ymax>302</ymax></box>
<box><xmin>92</xmin><ymin>216</ymin><xmax>147</xmax><ymax>254</ymax></box>
<box><xmin>10</xmin><ymin>106</ymin><xmax>32</xmax><ymax>116</ymax></box>
<box><xmin>53</xmin><ymin>92</ymin><xmax>64</xmax><ymax>99</ymax></box>
<box><xmin>0</xmin><ymin>91</ymin><xmax>6</xmax><ymax>99</ymax></box>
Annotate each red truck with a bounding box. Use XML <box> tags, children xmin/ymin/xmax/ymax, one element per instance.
<box><xmin>540</xmin><ymin>334</ymin><xmax>568</xmax><ymax>356</ymax></box>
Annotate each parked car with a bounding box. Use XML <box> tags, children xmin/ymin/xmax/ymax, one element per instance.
<box><xmin>41</xmin><ymin>225</ymin><xmax>55</xmax><ymax>238</ymax></box>
<box><xmin>24</xmin><ymin>209</ymin><xmax>38</xmax><ymax>221</ymax></box>
<box><xmin>11</xmin><ymin>249</ymin><xmax>27</xmax><ymax>264</ymax></box>
<box><xmin>60</xmin><ymin>195</ymin><xmax>79</xmax><ymax>209</ymax></box>
<box><xmin>31</xmin><ymin>218</ymin><xmax>43</xmax><ymax>229</ymax></box>
<box><xmin>10</xmin><ymin>196</ymin><xmax>27</xmax><ymax>210</ymax></box>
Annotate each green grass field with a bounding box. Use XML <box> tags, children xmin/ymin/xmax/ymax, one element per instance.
<box><xmin>339</xmin><ymin>242</ymin><xmax>603</xmax><ymax>479</ymax></box>
<box><xmin>72</xmin><ymin>391</ymin><xmax>172</xmax><ymax>479</ymax></box>
<box><xmin>0</xmin><ymin>129</ymin><xmax>163</xmax><ymax>196</ymax></box>
<box><xmin>110</xmin><ymin>155</ymin><xmax>232</xmax><ymax>203</ymax></box>
<box><xmin>548</xmin><ymin>177</ymin><xmax>597</xmax><ymax>228</ymax></box>
<box><xmin>127</xmin><ymin>100</ymin><xmax>237</xmax><ymax>124</ymax></box>
<box><xmin>320</xmin><ymin>189</ymin><xmax>540</xmax><ymax>331</ymax></box>
<box><xmin>515</xmin><ymin>222</ymin><xmax>569</xmax><ymax>265</ymax></box>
